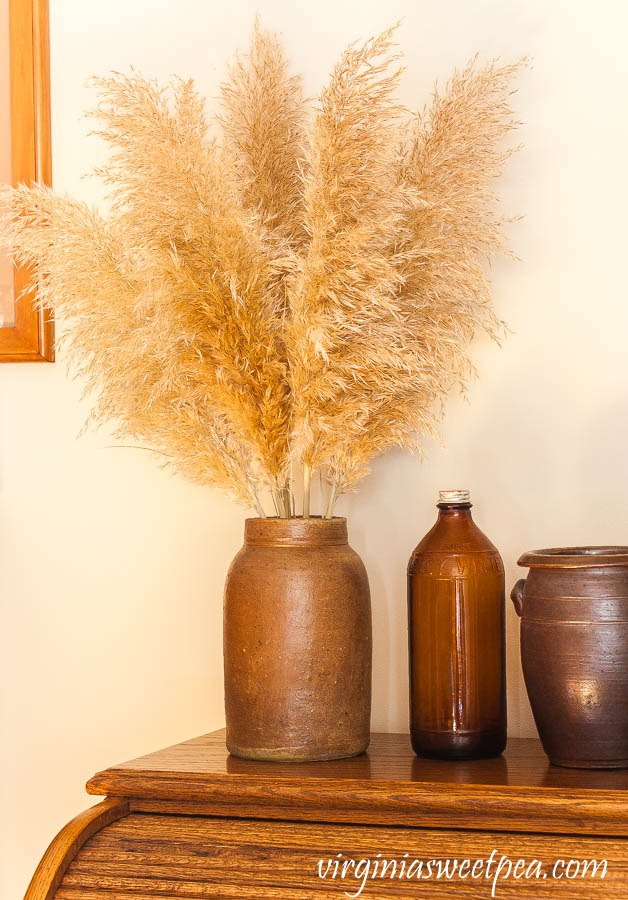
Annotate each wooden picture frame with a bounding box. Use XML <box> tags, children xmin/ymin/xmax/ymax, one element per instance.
<box><xmin>0</xmin><ymin>0</ymin><xmax>53</xmax><ymax>362</ymax></box>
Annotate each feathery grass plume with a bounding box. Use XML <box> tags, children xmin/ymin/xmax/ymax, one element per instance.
<box><xmin>397</xmin><ymin>56</ymin><xmax>524</xmax><ymax>337</ymax></box>
<box><xmin>88</xmin><ymin>71</ymin><xmax>293</xmax><ymax>509</ymax></box>
<box><xmin>285</xmin><ymin>26</ymin><xmax>413</xmax><ymax>511</ymax></box>
<box><xmin>294</xmin><ymin>52</ymin><xmax>524</xmax><ymax>506</ymax></box>
<box><xmin>346</xmin><ymin>56</ymin><xmax>527</xmax><ymax>499</ymax></box>
<box><xmin>0</xmin><ymin>23</ymin><xmax>524</xmax><ymax>517</ymax></box>
<box><xmin>219</xmin><ymin>17</ymin><xmax>306</xmax><ymax>250</ymax></box>
<box><xmin>0</xmin><ymin>183</ymin><xmax>261</xmax><ymax>508</ymax></box>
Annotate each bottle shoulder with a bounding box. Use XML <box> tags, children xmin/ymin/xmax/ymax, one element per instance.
<box><xmin>407</xmin><ymin>515</ymin><xmax>504</xmax><ymax>576</ymax></box>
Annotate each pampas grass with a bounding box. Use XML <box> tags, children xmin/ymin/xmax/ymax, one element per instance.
<box><xmin>0</xmin><ymin>23</ymin><xmax>524</xmax><ymax>518</ymax></box>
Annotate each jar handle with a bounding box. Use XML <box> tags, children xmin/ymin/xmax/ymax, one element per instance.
<box><xmin>511</xmin><ymin>578</ymin><xmax>526</xmax><ymax>617</ymax></box>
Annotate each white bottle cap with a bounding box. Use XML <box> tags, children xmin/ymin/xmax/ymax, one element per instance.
<box><xmin>438</xmin><ymin>490</ymin><xmax>471</xmax><ymax>504</ymax></box>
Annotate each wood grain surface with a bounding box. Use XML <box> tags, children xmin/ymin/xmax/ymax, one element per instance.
<box><xmin>54</xmin><ymin>812</ymin><xmax>627</xmax><ymax>899</ymax></box>
<box><xmin>86</xmin><ymin>730</ymin><xmax>628</xmax><ymax>837</ymax></box>
<box><xmin>24</xmin><ymin>798</ymin><xmax>129</xmax><ymax>900</ymax></box>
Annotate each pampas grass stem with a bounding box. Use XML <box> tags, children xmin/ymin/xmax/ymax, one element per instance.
<box><xmin>253</xmin><ymin>493</ymin><xmax>267</xmax><ymax>518</ymax></box>
<box><xmin>303</xmin><ymin>464</ymin><xmax>311</xmax><ymax>518</ymax></box>
<box><xmin>324</xmin><ymin>484</ymin><xmax>338</xmax><ymax>520</ymax></box>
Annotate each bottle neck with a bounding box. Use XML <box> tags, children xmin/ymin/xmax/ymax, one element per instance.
<box><xmin>436</xmin><ymin>503</ymin><xmax>473</xmax><ymax>521</ymax></box>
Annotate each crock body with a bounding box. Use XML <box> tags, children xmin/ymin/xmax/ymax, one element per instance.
<box><xmin>224</xmin><ymin>517</ymin><xmax>372</xmax><ymax>761</ymax></box>
<box><xmin>512</xmin><ymin>548</ymin><xmax>628</xmax><ymax>768</ymax></box>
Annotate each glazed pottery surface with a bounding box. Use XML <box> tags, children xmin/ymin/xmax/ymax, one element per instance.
<box><xmin>512</xmin><ymin>547</ymin><xmax>628</xmax><ymax>769</ymax></box>
<box><xmin>224</xmin><ymin>517</ymin><xmax>372</xmax><ymax>762</ymax></box>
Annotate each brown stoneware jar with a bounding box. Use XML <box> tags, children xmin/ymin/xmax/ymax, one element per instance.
<box><xmin>408</xmin><ymin>491</ymin><xmax>507</xmax><ymax>760</ymax></box>
<box><xmin>224</xmin><ymin>516</ymin><xmax>372</xmax><ymax>762</ymax></box>
<box><xmin>512</xmin><ymin>547</ymin><xmax>628</xmax><ymax>769</ymax></box>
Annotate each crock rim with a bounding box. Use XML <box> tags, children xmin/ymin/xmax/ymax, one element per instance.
<box><xmin>518</xmin><ymin>546</ymin><xmax>628</xmax><ymax>568</ymax></box>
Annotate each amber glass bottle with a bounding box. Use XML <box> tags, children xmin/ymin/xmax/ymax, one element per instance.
<box><xmin>408</xmin><ymin>490</ymin><xmax>506</xmax><ymax>760</ymax></box>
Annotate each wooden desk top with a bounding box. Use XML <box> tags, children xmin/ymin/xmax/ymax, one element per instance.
<box><xmin>87</xmin><ymin>730</ymin><xmax>628</xmax><ymax>836</ymax></box>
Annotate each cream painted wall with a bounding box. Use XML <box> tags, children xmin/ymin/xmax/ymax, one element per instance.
<box><xmin>2</xmin><ymin>0</ymin><xmax>628</xmax><ymax>894</ymax></box>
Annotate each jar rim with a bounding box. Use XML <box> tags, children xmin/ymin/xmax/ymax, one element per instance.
<box><xmin>244</xmin><ymin>516</ymin><xmax>348</xmax><ymax>547</ymax></box>
<box><xmin>518</xmin><ymin>546</ymin><xmax>628</xmax><ymax>568</ymax></box>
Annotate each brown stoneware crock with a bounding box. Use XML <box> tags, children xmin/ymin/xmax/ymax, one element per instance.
<box><xmin>224</xmin><ymin>516</ymin><xmax>372</xmax><ymax>761</ymax></box>
<box><xmin>512</xmin><ymin>547</ymin><xmax>628</xmax><ymax>768</ymax></box>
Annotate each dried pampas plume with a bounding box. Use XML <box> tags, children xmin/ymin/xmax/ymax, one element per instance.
<box><xmin>0</xmin><ymin>22</ymin><xmax>524</xmax><ymax>517</ymax></box>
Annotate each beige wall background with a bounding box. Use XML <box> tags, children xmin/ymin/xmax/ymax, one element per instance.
<box><xmin>2</xmin><ymin>0</ymin><xmax>628</xmax><ymax>894</ymax></box>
